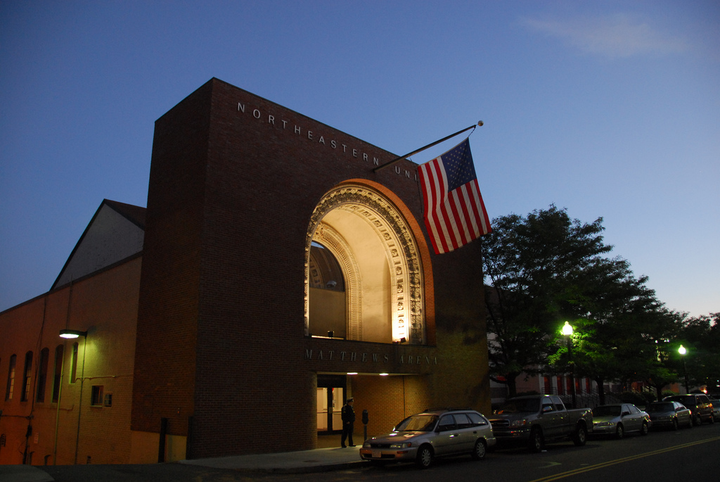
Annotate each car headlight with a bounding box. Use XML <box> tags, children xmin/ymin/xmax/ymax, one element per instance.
<box><xmin>389</xmin><ymin>442</ymin><xmax>413</xmax><ymax>449</ymax></box>
<box><xmin>510</xmin><ymin>419</ymin><xmax>528</xmax><ymax>428</ymax></box>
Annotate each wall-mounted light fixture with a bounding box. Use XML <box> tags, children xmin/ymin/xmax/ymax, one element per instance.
<box><xmin>57</xmin><ymin>328</ymin><xmax>88</xmax><ymax>464</ymax></box>
<box><xmin>59</xmin><ymin>329</ymin><xmax>87</xmax><ymax>339</ymax></box>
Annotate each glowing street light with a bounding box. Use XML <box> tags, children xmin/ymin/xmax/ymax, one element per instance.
<box><xmin>561</xmin><ymin>322</ymin><xmax>576</xmax><ymax>409</ymax></box>
<box><xmin>59</xmin><ymin>329</ymin><xmax>87</xmax><ymax>339</ymax></box>
<box><xmin>57</xmin><ymin>328</ymin><xmax>88</xmax><ymax>465</ymax></box>
<box><xmin>678</xmin><ymin>345</ymin><xmax>689</xmax><ymax>394</ymax></box>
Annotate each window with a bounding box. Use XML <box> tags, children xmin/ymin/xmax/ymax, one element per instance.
<box><xmin>543</xmin><ymin>376</ymin><xmax>552</xmax><ymax>394</ymax></box>
<box><xmin>467</xmin><ymin>412</ymin><xmax>487</xmax><ymax>426</ymax></box>
<box><xmin>52</xmin><ymin>345</ymin><xmax>63</xmax><ymax>403</ymax></box>
<box><xmin>36</xmin><ymin>348</ymin><xmax>49</xmax><ymax>403</ymax></box>
<box><xmin>91</xmin><ymin>385</ymin><xmax>104</xmax><ymax>406</ymax></box>
<box><xmin>70</xmin><ymin>343</ymin><xmax>78</xmax><ymax>383</ymax></box>
<box><xmin>5</xmin><ymin>354</ymin><xmax>16</xmax><ymax>400</ymax></box>
<box><xmin>453</xmin><ymin>413</ymin><xmax>472</xmax><ymax>429</ymax></box>
<box><xmin>21</xmin><ymin>351</ymin><xmax>33</xmax><ymax>402</ymax></box>
<box><xmin>437</xmin><ymin>415</ymin><xmax>457</xmax><ymax>431</ymax></box>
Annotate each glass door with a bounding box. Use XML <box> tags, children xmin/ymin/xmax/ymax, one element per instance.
<box><xmin>317</xmin><ymin>375</ymin><xmax>346</xmax><ymax>434</ymax></box>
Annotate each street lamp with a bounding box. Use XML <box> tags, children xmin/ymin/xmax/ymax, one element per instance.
<box><xmin>59</xmin><ymin>329</ymin><xmax>87</xmax><ymax>339</ymax></box>
<box><xmin>55</xmin><ymin>328</ymin><xmax>88</xmax><ymax>465</ymax></box>
<box><xmin>561</xmin><ymin>322</ymin><xmax>577</xmax><ymax>409</ymax></box>
<box><xmin>678</xmin><ymin>345</ymin><xmax>689</xmax><ymax>394</ymax></box>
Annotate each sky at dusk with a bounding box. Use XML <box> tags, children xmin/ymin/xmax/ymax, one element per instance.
<box><xmin>1</xmin><ymin>1</ymin><xmax>718</xmax><ymax>316</ymax></box>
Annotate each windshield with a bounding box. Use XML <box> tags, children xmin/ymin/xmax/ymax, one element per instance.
<box><xmin>593</xmin><ymin>405</ymin><xmax>622</xmax><ymax>417</ymax></box>
<box><xmin>496</xmin><ymin>398</ymin><xmax>540</xmax><ymax>414</ymax></box>
<box><xmin>646</xmin><ymin>403</ymin><xmax>674</xmax><ymax>412</ymax></box>
<box><xmin>395</xmin><ymin>414</ymin><xmax>438</xmax><ymax>432</ymax></box>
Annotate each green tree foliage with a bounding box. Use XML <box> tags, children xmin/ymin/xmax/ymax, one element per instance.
<box><xmin>481</xmin><ymin>206</ymin><xmax>612</xmax><ymax>396</ymax></box>
<box><xmin>677</xmin><ymin>313</ymin><xmax>720</xmax><ymax>394</ymax></box>
<box><xmin>481</xmin><ymin>205</ymin><xmax>699</xmax><ymax>401</ymax></box>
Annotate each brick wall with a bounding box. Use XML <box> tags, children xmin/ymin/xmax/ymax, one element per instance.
<box><xmin>133</xmin><ymin>78</ymin><xmax>490</xmax><ymax>459</ymax></box>
<box><xmin>0</xmin><ymin>257</ymin><xmax>140</xmax><ymax>465</ymax></box>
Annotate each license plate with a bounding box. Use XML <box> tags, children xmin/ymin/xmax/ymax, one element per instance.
<box><xmin>372</xmin><ymin>450</ymin><xmax>381</xmax><ymax>458</ymax></box>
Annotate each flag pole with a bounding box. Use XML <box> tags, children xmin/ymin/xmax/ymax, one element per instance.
<box><xmin>373</xmin><ymin>121</ymin><xmax>483</xmax><ymax>172</ymax></box>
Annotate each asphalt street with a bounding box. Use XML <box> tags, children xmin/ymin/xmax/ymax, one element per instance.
<box><xmin>3</xmin><ymin>422</ymin><xmax>719</xmax><ymax>482</ymax></box>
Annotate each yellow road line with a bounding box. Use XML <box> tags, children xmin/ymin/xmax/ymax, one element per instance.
<box><xmin>530</xmin><ymin>436</ymin><xmax>720</xmax><ymax>482</ymax></box>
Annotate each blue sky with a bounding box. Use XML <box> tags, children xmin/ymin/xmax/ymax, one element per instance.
<box><xmin>1</xmin><ymin>1</ymin><xmax>718</xmax><ymax>316</ymax></box>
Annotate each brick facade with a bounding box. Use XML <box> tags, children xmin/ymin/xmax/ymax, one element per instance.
<box><xmin>132</xmin><ymin>78</ymin><xmax>490</xmax><ymax>459</ymax></box>
<box><xmin>1</xmin><ymin>78</ymin><xmax>490</xmax><ymax>465</ymax></box>
<box><xmin>0</xmin><ymin>257</ymin><xmax>140</xmax><ymax>465</ymax></box>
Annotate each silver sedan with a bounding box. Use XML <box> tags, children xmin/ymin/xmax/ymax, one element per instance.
<box><xmin>360</xmin><ymin>409</ymin><xmax>496</xmax><ymax>468</ymax></box>
<box><xmin>645</xmin><ymin>401</ymin><xmax>693</xmax><ymax>430</ymax></box>
<box><xmin>592</xmin><ymin>403</ymin><xmax>650</xmax><ymax>439</ymax></box>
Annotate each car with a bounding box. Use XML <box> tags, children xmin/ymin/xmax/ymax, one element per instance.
<box><xmin>489</xmin><ymin>394</ymin><xmax>592</xmax><ymax>452</ymax></box>
<box><xmin>591</xmin><ymin>403</ymin><xmax>650</xmax><ymax>439</ymax></box>
<box><xmin>663</xmin><ymin>394</ymin><xmax>715</xmax><ymax>426</ymax></box>
<box><xmin>359</xmin><ymin>409</ymin><xmax>496</xmax><ymax>468</ymax></box>
<box><xmin>645</xmin><ymin>401</ymin><xmax>693</xmax><ymax>430</ymax></box>
<box><xmin>709</xmin><ymin>399</ymin><xmax>720</xmax><ymax>422</ymax></box>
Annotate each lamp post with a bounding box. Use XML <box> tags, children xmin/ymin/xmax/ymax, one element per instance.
<box><xmin>562</xmin><ymin>321</ymin><xmax>577</xmax><ymax>409</ymax></box>
<box><xmin>58</xmin><ymin>329</ymin><xmax>88</xmax><ymax>465</ymax></box>
<box><xmin>678</xmin><ymin>345</ymin><xmax>689</xmax><ymax>394</ymax></box>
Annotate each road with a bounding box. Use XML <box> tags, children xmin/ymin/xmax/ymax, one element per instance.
<box><xmin>36</xmin><ymin>422</ymin><xmax>720</xmax><ymax>481</ymax></box>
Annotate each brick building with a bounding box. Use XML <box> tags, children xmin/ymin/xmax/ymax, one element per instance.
<box><xmin>1</xmin><ymin>78</ymin><xmax>490</xmax><ymax>465</ymax></box>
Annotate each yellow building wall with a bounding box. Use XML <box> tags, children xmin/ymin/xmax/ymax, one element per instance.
<box><xmin>0</xmin><ymin>257</ymin><xmax>141</xmax><ymax>466</ymax></box>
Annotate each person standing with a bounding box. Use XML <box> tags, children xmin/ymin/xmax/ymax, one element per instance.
<box><xmin>341</xmin><ymin>397</ymin><xmax>355</xmax><ymax>447</ymax></box>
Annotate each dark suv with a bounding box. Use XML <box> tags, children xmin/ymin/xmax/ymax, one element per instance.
<box><xmin>664</xmin><ymin>394</ymin><xmax>715</xmax><ymax>426</ymax></box>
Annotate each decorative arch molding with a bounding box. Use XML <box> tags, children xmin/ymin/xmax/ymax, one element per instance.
<box><xmin>305</xmin><ymin>182</ymin><xmax>426</xmax><ymax>344</ymax></box>
<box><xmin>312</xmin><ymin>223</ymin><xmax>363</xmax><ymax>341</ymax></box>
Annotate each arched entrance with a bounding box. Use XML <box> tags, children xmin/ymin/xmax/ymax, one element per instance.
<box><xmin>304</xmin><ymin>182</ymin><xmax>426</xmax><ymax>345</ymax></box>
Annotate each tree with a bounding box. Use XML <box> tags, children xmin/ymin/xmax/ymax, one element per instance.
<box><xmin>482</xmin><ymin>206</ymin><xmax>612</xmax><ymax>396</ymax></box>
<box><xmin>677</xmin><ymin>313</ymin><xmax>720</xmax><ymax>393</ymax></box>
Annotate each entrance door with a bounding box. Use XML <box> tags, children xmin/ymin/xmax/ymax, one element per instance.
<box><xmin>316</xmin><ymin>387</ymin><xmax>344</xmax><ymax>433</ymax></box>
<box><xmin>317</xmin><ymin>375</ymin><xmax>346</xmax><ymax>434</ymax></box>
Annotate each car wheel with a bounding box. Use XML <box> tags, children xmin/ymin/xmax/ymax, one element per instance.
<box><xmin>528</xmin><ymin>427</ymin><xmax>544</xmax><ymax>452</ymax></box>
<box><xmin>672</xmin><ymin>418</ymin><xmax>679</xmax><ymax>431</ymax></box>
<box><xmin>615</xmin><ymin>424</ymin><xmax>624</xmax><ymax>440</ymax></box>
<box><xmin>415</xmin><ymin>445</ymin><xmax>433</xmax><ymax>469</ymax></box>
<box><xmin>573</xmin><ymin>424</ymin><xmax>587</xmax><ymax>446</ymax></box>
<box><xmin>640</xmin><ymin>421</ymin><xmax>649</xmax><ymax>436</ymax></box>
<box><xmin>472</xmin><ymin>439</ymin><xmax>487</xmax><ymax>460</ymax></box>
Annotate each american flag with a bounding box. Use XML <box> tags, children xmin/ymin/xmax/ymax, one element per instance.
<box><xmin>418</xmin><ymin>138</ymin><xmax>491</xmax><ymax>254</ymax></box>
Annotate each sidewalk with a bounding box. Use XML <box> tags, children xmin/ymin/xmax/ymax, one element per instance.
<box><xmin>180</xmin><ymin>445</ymin><xmax>365</xmax><ymax>473</ymax></box>
<box><xmin>0</xmin><ymin>464</ymin><xmax>54</xmax><ymax>482</ymax></box>
<box><xmin>0</xmin><ymin>440</ymin><xmax>367</xmax><ymax>480</ymax></box>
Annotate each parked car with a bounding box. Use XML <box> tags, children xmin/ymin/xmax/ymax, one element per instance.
<box><xmin>709</xmin><ymin>399</ymin><xmax>720</xmax><ymax>422</ymax></box>
<box><xmin>663</xmin><ymin>394</ymin><xmax>715</xmax><ymax>426</ymax></box>
<box><xmin>360</xmin><ymin>409</ymin><xmax>496</xmax><ymax>468</ymax></box>
<box><xmin>489</xmin><ymin>394</ymin><xmax>592</xmax><ymax>452</ymax></box>
<box><xmin>591</xmin><ymin>403</ymin><xmax>651</xmax><ymax>439</ymax></box>
<box><xmin>645</xmin><ymin>401</ymin><xmax>693</xmax><ymax>430</ymax></box>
